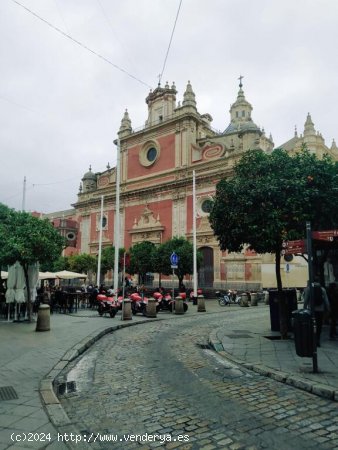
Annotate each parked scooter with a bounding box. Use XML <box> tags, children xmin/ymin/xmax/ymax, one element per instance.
<box><xmin>154</xmin><ymin>291</ymin><xmax>172</xmax><ymax>312</ymax></box>
<box><xmin>130</xmin><ymin>292</ymin><xmax>148</xmax><ymax>316</ymax></box>
<box><xmin>216</xmin><ymin>290</ymin><xmax>241</xmax><ymax>306</ymax></box>
<box><xmin>96</xmin><ymin>294</ymin><xmax>118</xmax><ymax>317</ymax></box>
<box><xmin>229</xmin><ymin>290</ymin><xmax>241</xmax><ymax>304</ymax></box>
<box><xmin>216</xmin><ymin>291</ymin><xmax>230</xmax><ymax>306</ymax></box>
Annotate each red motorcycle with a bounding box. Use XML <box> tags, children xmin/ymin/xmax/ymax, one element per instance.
<box><xmin>155</xmin><ymin>291</ymin><xmax>173</xmax><ymax>312</ymax></box>
<box><xmin>96</xmin><ymin>294</ymin><xmax>118</xmax><ymax>318</ymax></box>
<box><xmin>130</xmin><ymin>292</ymin><xmax>148</xmax><ymax>316</ymax></box>
<box><xmin>189</xmin><ymin>288</ymin><xmax>203</xmax><ymax>304</ymax></box>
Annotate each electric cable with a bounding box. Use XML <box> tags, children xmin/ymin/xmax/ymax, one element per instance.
<box><xmin>158</xmin><ymin>0</ymin><xmax>183</xmax><ymax>85</ymax></box>
<box><xmin>11</xmin><ymin>0</ymin><xmax>151</xmax><ymax>89</ymax></box>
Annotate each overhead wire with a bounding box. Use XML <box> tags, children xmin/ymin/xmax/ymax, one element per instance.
<box><xmin>11</xmin><ymin>0</ymin><xmax>151</xmax><ymax>89</ymax></box>
<box><xmin>158</xmin><ymin>0</ymin><xmax>183</xmax><ymax>85</ymax></box>
<box><xmin>0</xmin><ymin>94</ymin><xmax>38</xmax><ymax>114</ymax></box>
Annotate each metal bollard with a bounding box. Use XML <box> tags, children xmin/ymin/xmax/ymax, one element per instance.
<box><xmin>197</xmin><ymin>294</ymin><xmax>206</xmax><ymax>312</ymax></box>
<box><xmin>175</xmin><ymin>296</ymin><xmax>185</xmax><ymax>315</ymax></box>
<box><xmin>240</xmin><ymin>293</ymin><xmax>249</xmax><ymax>307</ymax></box>
<box><xmin>121</xmin><ymin>299</ymin><xmax>132</xmax><ymax>320</ymax></box>
<box><xmin>146</xmin><ymin>298</ymin><xmax>157</xmax><ymax>318</ymax></box>
<box><xmin>264</xmin><ymin>291</ymin><xmax>269</xmax><ymax>305</ymax></box>
<box><xmin>251</xmin><ymin>292</ymin><xmax>258</xmax><ymax>306</ymax></box>
<box><xmin>36</xmin><ymin>304</ymin><xmax>50</xmax><ymax>332</ymax></box>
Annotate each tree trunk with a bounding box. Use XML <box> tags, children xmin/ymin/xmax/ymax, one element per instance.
<box><xmin>177</xmin><ymin>275</ymin><xmax>184</xmax><ymax>291</ymax></box>
<box><xmin>275</xmin><ymin>250</ymin><xmax>288</xmax><ymax>339</ymax></box>
<box><xmin>23</xmin><ymin>265</ymin><xmax>32</xmax><ymax>322</ymax></box>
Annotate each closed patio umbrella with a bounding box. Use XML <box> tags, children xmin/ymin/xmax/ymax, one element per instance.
<box><xmin>14</xmin><ymin>262</ymin><xmax>26</xmax><ymax>321</ymax></box>
<box><xmin>15</xmin><ymin>262</ymin><xmax>26</xmax><ymax>304</ymax></box>
<box><xmin>28</xmin><ymin>263</ymin><xmax>39</xmax><ymax>319</ymax></box>
<box><xmin>5</xmin><ymin>264</ymin><xmax>16</xmax><ymax>321</ymax></box>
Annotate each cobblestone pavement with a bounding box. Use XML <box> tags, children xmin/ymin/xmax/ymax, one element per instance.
<box><xmin>58</xmin><ymin>310</ymin><xmax>338</xmax><ymax>450</ymax></box>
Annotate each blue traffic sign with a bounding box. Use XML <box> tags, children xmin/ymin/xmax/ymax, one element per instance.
<box><xmin>170</xmin><ymin>252</ymin><xmax>179</xmax><ymax>266</ymax></box>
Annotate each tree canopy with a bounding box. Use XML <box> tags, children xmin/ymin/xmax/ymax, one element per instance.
<box><xmin>209</xmin><ymin>148</ymin><xmax>338</xmax><ymax>336</ymax></box>
<box><xmin>100</xmin><ymin>246</ymin><xmax>126</xmax><ymax>284</ymax></box>
<box><xmin>0</xmin><ymin>204</ymin><xmax>65</xmax><ymax>320</ymax></box>
<box><xmin>210</xmin><ymin>148</ymin><xmax>338</xmax><ymax>257</ymax></box>
<box><xmin>129</xmin><ymin>241</ymin><xmax>156</xmax><ymax>284</ymax></box>
<box><xmin>0</xmin><ymin>207</ymin><xmax>65</xmax><ymax>269</ymax></box>
<box><xmin>69</xmin><ymin>253</ymin><xmax>97</xmax><ymax>275</ymax></box>
<box><xmin>155</xmin><ymin>236</ymin><xmax>201</xmax><ymax>288</ymax></box>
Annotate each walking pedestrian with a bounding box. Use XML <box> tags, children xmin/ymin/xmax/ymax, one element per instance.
<box><xmin>303</xmin><ymin>279</ymin><xmax>330</xmax><ymax>346</ymax></box>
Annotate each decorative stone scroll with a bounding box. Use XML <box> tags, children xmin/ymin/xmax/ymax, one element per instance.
<box><xmin>129</xmin><ymin>205</ymin><xmax>164</xmax><ymax>245</ymax></box>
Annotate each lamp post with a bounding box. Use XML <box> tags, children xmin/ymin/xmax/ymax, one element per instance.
<box><xmin>113</xmin><ymin>139</ymin><xmax>121</xmax><ymax>298</ymax></box>
<box><xmin>192</xmin><ymin>170</ymin><xmax>197</xmax><ymax>299</ymax></box>
<box><xmin>96</xmin><ymin>195</ymin><xmax>104</xmax><ymax>287</ymax></box>
<box><xmin>306</xmin><ymin>221</ymin><xmax>318</xmax><ymax>373</ymax></box>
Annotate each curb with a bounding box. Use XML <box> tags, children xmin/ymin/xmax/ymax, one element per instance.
<box><xmin>40</xmin><ymin>318</ymin><xmax>159</xmax><ymax>449</ymax></box>
<box><xmin>208</xmin><ymin>333</ymin><xmax>338</xmax><ymax>402</ymax></box>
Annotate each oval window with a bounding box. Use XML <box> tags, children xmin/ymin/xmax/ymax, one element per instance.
<box><xmin>201</xmin><ymin>199</ymin><xmax>213</xmax><ymax>213</ymax></box>
<box><xmin>147</xmin><ymin>147</ymin><xmax>157</xmax><ymax>162</ymax></box>
<box><xmin>66</xmin><ymin>232</ymin><xmax>75</xmax><ymax>241</ymax></box>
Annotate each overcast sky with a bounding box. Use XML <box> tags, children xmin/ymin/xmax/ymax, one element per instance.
<box><xmin>1</xmin><ymin>0</ymin><xmax>337</xmax><ymax>213</ymax></box>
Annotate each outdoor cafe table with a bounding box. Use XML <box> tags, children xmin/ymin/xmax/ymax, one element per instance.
<box><xmin>59</xmin><ymin>292</ymin><xmax>89</xmax><ymax>313</ymax></box>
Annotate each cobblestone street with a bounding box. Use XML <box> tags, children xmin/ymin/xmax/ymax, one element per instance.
<box><xmin>58</xmin><ymin>310</ymin><xmax>338</xmax><ymax>450</ymax></box>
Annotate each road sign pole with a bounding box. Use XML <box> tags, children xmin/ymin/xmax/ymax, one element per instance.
<box><xmin>172</xmin><ymin>268</ymin><xmax>175</xmax><ymax>313</ymax></box>
<box><xmin>306</xmin><ymin>221</ymin><xmax>318</xmax><ymax>373</ymax></box>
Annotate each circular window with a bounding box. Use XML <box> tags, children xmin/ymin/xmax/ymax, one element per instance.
<box><xmin>66</xmin><ymin>232</ymin><xmax>75</xmax><ymax>241</ymax></box>
<box><xmin>201</xmin><ymin>199</ymin><xmax>213</xmax><ymax>214</ymax></box>
<box><xmin>139</xmin><ymin>142</ymin><xmax>160</xmax><ymax>167</ymax></box>
<box><xmin>147</xmin><ymin>147</ymin><xmax>157</xmax><ymax>162</ymax></box>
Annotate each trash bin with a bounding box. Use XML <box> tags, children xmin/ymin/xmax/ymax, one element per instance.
<box><xmin>268</xmin><ymin>289</ymin><xmax>297</xmax><ymax>331</ymax></box>
<box><xmin>292</xmin><ymin>309</ymin><xmax>314</xmax><ymax>357</ymax></box>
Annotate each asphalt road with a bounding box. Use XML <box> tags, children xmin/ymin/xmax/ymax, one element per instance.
<box><xmin>57</xmin><ymin>310</ymin><xmax>338</xmax><ymax>450</ymax></box>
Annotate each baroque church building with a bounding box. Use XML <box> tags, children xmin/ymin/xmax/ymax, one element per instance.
<box><xmin>48</xmin><ymin>81</ymin><xmax>338</xmax><ymax>290</ymax></box>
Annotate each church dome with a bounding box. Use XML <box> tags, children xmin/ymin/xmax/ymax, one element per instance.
<box><xmin>82</xmin><ymin>165</ymin><xmax>96</xmax><ymax>181</ymax></box>
<box><xmin>223</xmin><ymin>78</ymin><xmax>260</xmax><ymax>135</ymax></box>
<box><xmin>81</xmin><ymin>166</ymin><xmax>97</xmax><ymax>193</ymax></box>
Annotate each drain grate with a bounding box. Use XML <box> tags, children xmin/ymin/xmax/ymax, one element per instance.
<box><xmin>0</xmin><ymin>386</ymin><xmax>18</xmax><ymax>401</ymax></box>
<box><xmin>225</xmin><ymin>334</ymin><xmax>252</xmax><ymax>339</ymax></box>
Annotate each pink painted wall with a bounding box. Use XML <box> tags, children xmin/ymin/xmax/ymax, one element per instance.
<box><xmin>127</xmin><ymin>134</ymin><xmax>175</xmax><ymax>179</ymax></box>
<box><xmin>124</xmin><ymin>199</ymin><xmax>173</xmax><ymax>250</ymax></box>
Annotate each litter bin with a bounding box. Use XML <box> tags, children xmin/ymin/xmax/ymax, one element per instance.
<box><xmin>292</xmin><ymin>309</ymin><xmax>314</xmax><ymax>357</ymax></box>
<box><xmin>268</xmin><ymin>289</ymin><xmax>297</xmax><ymax>332</ymax></box>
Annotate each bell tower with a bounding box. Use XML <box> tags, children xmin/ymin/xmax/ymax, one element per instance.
<box><xmin>145</xmin><ymin>81</ymin><xmax>177</xmax><ymax>127</ymax></box>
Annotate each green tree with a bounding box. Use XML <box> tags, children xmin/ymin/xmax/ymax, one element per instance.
<box><xmin>209</xmin><ymin>148</ymin><xmax>338</xmax><ymax>337</ymax></box>
<box><xmin>129</xmin><ymin>241</ymin><xmax>156</xmax><ymax>284</ymax></box>
<box><xmin>100</xmin><ymin>246</ymin><xmax>126</xmax><ymax>281</ymax></box>
<box><xmin>155</xmin><ymin>237</ymin><xmax>201</xmax><ymax>288</ymax></box>
<box><xmin>0</xmin><ymin>206</ymin><xmax>65</xmax><ymax>321</ymax></box>
<box><xmin>40</xmin><ymin>255</ymin><xmax>70</xmax><ymax>272</ymax></box>
<box><xmin>69</xmin><ymin>253</ymin><xmax>96</xmax><ymax>275</ymax></box>
<box><xmin>0</xmin><ymin>204</ymin><xmax>15</xmax><ymax>281</ymax></box>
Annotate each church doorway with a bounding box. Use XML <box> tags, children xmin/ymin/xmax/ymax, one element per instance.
<box><xmin>198</xmin><ymin>247</ymin><xmax>214</xmax><ymax>288</ymax></box>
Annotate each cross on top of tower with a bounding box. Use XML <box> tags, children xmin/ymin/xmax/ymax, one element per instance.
<box><xmin>238</xmin><ymin>75</ymin><xmax>244</xmax><ymax>88</ymax></box>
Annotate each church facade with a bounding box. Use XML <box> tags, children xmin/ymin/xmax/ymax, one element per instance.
<box><xmin>49</xmin><ymin>81</ymin><xmax>337</xmax><ymax>290</ymax></box>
